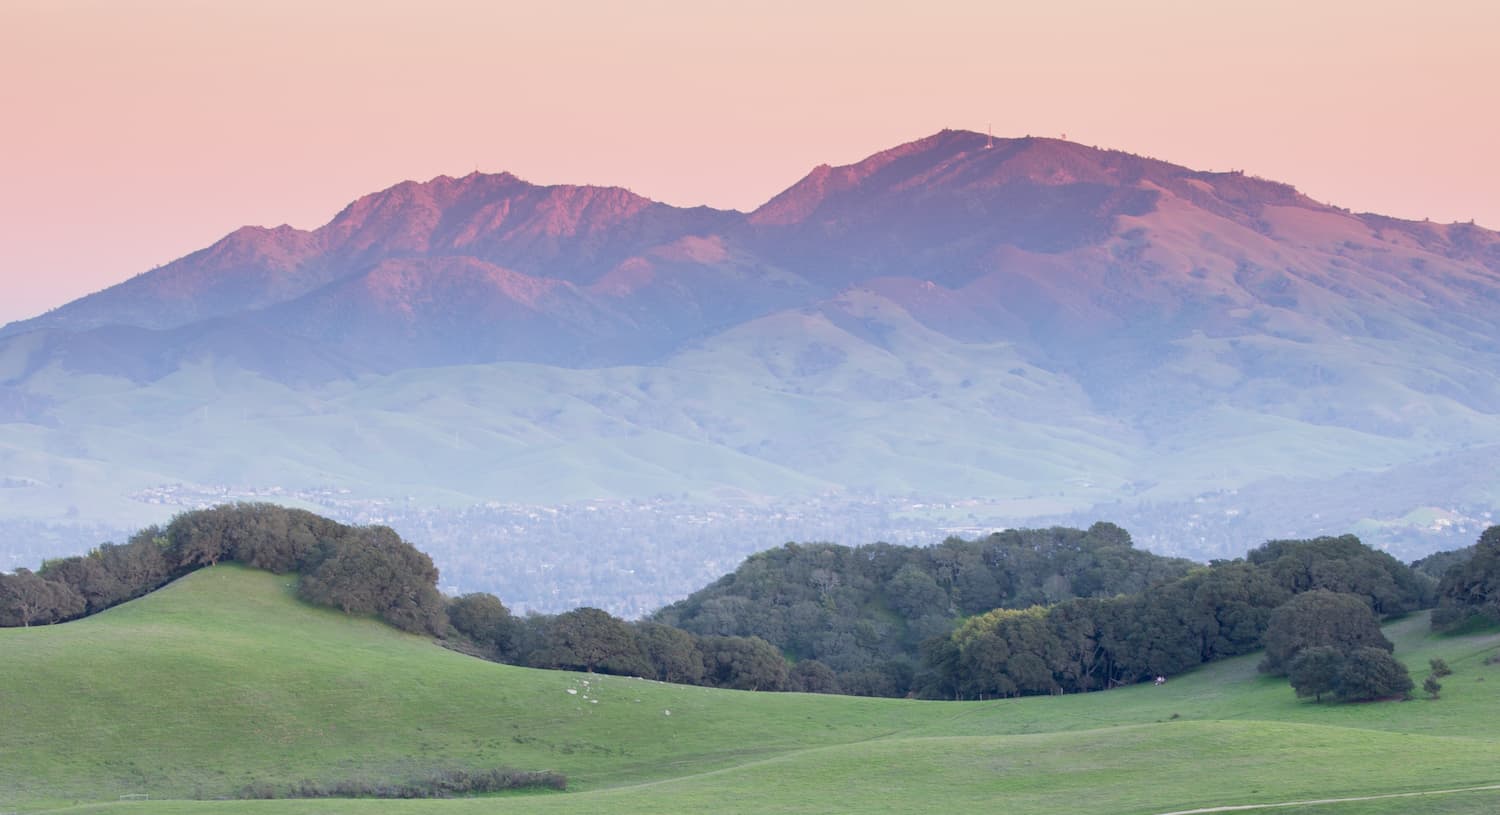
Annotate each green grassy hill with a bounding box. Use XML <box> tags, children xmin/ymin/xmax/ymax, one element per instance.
<box><xmin>4</xmin><ymin>565</ymin><xmax>1500</xmax><ymax>814</ymax></box>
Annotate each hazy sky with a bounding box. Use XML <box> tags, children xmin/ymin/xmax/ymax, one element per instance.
<box><xmin>2</xmin><ymin>0</ymin><xmax>1496</xmax><ymax>324</ymax></box>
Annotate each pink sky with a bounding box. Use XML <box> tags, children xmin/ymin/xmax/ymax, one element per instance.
<box><xmin>2</xmin><ymin>0</ymin><xmax>1496</xmax><ymax>325</ymax></box>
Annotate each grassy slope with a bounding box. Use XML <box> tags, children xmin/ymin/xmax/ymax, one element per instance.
<box><xmin>3</xmin><ymin>566</ymin><xmax>1499</xmax><ymax>814</ymax></box>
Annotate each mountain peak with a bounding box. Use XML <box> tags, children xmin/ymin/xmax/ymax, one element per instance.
<box><xmin>749</xmin><ymin>128</ymin><xmax>1329</xmax><ymax>236</ymax></box>
<box><xmin>749</xmin><ymin>129</ymin><xmax>1123</xmax><ymax>226</ymax></box>
<box><xmin>8</xmin><ymin>130</ymin><xmax>1493</xmax><ymax>350</ymax></box>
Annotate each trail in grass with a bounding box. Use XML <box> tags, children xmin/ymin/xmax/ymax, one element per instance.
<box><xmin>1153</xmin><ymin>782</ymin><xmax>1500</xmax><ymax>814</ymax></box>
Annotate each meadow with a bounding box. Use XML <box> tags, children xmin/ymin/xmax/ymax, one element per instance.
<box><xmin>3</xmin><ymin>564</ymin><xmax>1499</xmax><ymax>814</ymax></box>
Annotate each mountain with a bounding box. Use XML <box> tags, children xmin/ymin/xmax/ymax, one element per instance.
<box><xmin>2</xmin><ymin>130</ymin><xmax>1497</xmax><ymax>605</ymax></box>
<box><xmin>10</xmin><ymin>131</ymin><xmax>1498</xmax><ymax>381</ymax></box>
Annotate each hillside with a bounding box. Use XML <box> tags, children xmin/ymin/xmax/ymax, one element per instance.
<box><xmin>1</xmin><ymin>129</ymin><xmax>1497</xmax><ymax>607</ymax></box>
<box><xmin>4</xmin><ymin>565</ymin><xmax>1500</xmax><ymax>813</ymax></box>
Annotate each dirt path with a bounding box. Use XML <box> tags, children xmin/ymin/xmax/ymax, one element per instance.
<box><xmin>1153</xmin><ymin>783</ymin><xmax>1500</xmax><ymax>814</ymax></box>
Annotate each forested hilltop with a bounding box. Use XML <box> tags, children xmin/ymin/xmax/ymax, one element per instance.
<box><xmin>3</xmin><ymin>504</ymin><xmax>1494</xmax><ymax>702</ymax></box>
<box><xmin>653</xmin><ymin>524</ymin><xmax>1195</xmax><ymax>695</ymax></box>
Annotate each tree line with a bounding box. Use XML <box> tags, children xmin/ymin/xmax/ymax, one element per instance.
<box><xmin>3</xmin><ymin>504</ymin><xmax>1490</xmax><ymax>705</ymax></box>
<box><xmin>0</xmin><ymin>504</ymin><xmax>446</xmax><ymax>635</ymax></box>
<box><xmin>916</xmin><ymin>534</ymin><xmax>1431</xmax><ymax>699</ymax></box>
<box><xmin>1430</xmin><ymin>525</ymin><xmax>1500</xmax><ymax>631</ymax></box>
<box><xmin>649</xmin><ymin>523</ymin><xmax>1198</xmax><ymax>696</ymax></box>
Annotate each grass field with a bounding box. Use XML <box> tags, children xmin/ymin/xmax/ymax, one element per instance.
<box><xmin>3</xmin><ymin>565</ymin><xmax>1499</xmax><ymax>814</ymax></box>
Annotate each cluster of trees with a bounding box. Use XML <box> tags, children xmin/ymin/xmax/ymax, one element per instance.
<box><xmin>6</xmin><ymin>506</ymin><xmax>1481</xmax><ymax>708</ymax></box>
<box><xmin>1</xmin><ymin>527</ymin><xmax>172</xmax><ymax>627</ymax></box>
<box><xmin>446</xmin><ymin>598</ymin><xmax>804</xmax><ymax>692</ymax></box>
<box><xmin>0</xmin><ymin>504</ymin><xmax>446</xmax><ymax>635</ymax></box>
<box><xmin>411</xmin><ymin>527</ymin><xmax>1444</xmax><ymax>703</ymax></box>
<box><xmin>649</xmin><ymin>523</ymin><xmax>1196</xmax><ymax>696</ymax></box>
<box><xmin>1266</xmin><ymin>590</ymin><xmax>1412</xmax><ymax>702</ymax></box>
<box><xmin>1430</xmin><ymin>525</ymin><xmax>1500</xmax><ymax>630</ymax></box>
<box><xmin>916</xmin><ymin>535</ymin><xmax>1430</xmax><ymax>700</ymax></box>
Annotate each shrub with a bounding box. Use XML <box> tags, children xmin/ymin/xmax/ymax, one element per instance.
<box><xmin>1423</xmin><ymin>675</ymin><xmax>1443</xmax><ymax>699</ymax></box>
<box><xmin>235</xmin><ymin>767</ymin><xmax>566</xmax><ymax>799</ymax></box>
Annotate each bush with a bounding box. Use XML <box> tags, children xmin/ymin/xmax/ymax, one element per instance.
<box><xmin>1423</xmin><ymin>675</ymin><xmax>1443</xmax><ymax>699</ymax></box>
<box><xmin>235</xmin><ymin>767</ymin><xmax>566</xmax><ymax>799</ymax></box>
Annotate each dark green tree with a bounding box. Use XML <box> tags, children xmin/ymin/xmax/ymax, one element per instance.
<box><xmin>1432</xmin><ymin>526</ymin><xmax>1500</xmax><ymax>630</ymax></box>
<box><xmin>1334</xmin><ymin>647</ymin><xmax>1412</xmax><ymax>701</ymax></box>
<box><xmin>448</xmin><ymin>593</ymin><xmax>518</xmax><ymax>657</ymax></box>
<box><xmin>0</xmin><ymin>569</ymin><xmax>85</xmax><ymax>627</ymax></box>
<box><xmin>1046</xmin><ymin>598</ymin><xmax>1106</xmax><ymax>692</ymax></box>
<box><xmin>699</xmin><ymin>635</ymin><xmax>788</xmax><ymax>691</ymax></box>
<box><xmin>788</xmin><ymin>659</ymin><xmax>841</xmax><ymax>694</ymax></box>
<box><xmin>1248</xmin><ymin>535</ymin><xmax>1430</xmax><ymax>615</ymax></box>
<box><xmin>96</xmin><ymin>535</ymin><xmax>172</xmax><ymax>603</ymax></box>
<box><xmin>37</xmin><ymin>555</ymin><xmax>121</xmax><ymax>614</ymax></box>
<box><xmin>914</xmin><ymin>634</ymin><xmax>964</xmax><ymax>700</ymax></box>
<box><xmin>634</xmin><ymin>622</ymin><xmax>705</xmax><ymax>684</ymax></box>
<box><xmin>1287</xmin><ymin>646</ymin><xmax>1343</xmax><ymax>702</ymax></box>
<box><xmin>537</xmin><ymin>608</ymin><xmax>647</xmax><ymax>675</ymax></box>
<box><xmin>1411</xmin><ymin>546</ymin><xmax>1474</xmax><ymax>581</ymax></box>
<box><xmin>297</xmin><ymin>526</ymin><xmax>446</xmax><ymax>635</ymax></box>
<box><xmin>657</xmin><ymin>525</ymin><xmax>1193</xmax><ymax>697</ymax></box>
<box><xmin>165</xmin><ymin>508</ymin><xmax>238</xmax><ymax>569</ymax></box>
<box><xmin>230</xmin><ymin>504</ymin><xmax>337</xmax><ymax>574</ymax></box>
<box><xmin>1260</xmin><ymin>590</ymin><xmax>1392</xmax><ymax>676</ymax></box>
<box><xmin>34</xmin><ymin>534</ymin><xmax>171</xmax><ymax>616</ymax></box>
<box><xmin>887</xmin><ymin>564</ymin><xmax>949</xmax><ymax>619</ymax></box>
<box><xmin>1423</xmin><ymin>674</ymin><xmax>1442</xmax><ymax>699</ymax></box>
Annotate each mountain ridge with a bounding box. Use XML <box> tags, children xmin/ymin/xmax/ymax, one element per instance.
<box><xmin>1</xmin><ymin>129</ymin><xmax>1496</xmax><ymax>593</ymax></box>
<box><xmin>7</xmin><ymin>130</ymin><xmax>1496</xmax><ymax>356</ymax></box>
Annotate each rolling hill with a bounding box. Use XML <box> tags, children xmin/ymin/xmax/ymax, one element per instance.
<box><xmin>3</xmin><ymin>564</ymin><xmax>1500</xmax><ymax>813</ymax></box>
<box><xmin>1</xmin><ymin>130</ymin><xmax>1497</xmax><ymax>607</ymax></box>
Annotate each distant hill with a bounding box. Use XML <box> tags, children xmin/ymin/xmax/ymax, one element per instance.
<box><xmin>1</xmin><ymin>130</ymin><xmax>1497</xmax><ymax>602</ymax></box>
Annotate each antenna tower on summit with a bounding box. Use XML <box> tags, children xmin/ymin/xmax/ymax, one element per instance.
<box><xmin>986</xmin><ymin>124</ymin><xmax>994</xmax><ymax>149</ymax></box>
